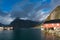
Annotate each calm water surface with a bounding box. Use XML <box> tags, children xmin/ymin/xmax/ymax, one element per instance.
<box><xmin>0</xmin><ymin>28</ymin><xmax>59</xmax><ymax>40</ymax></box>
<box><xmin>0</xmin><ymin>28</ymin><xmax>41</xmax><ymax>40</ymax></box>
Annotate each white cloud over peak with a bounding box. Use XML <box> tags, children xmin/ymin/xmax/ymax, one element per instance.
<box><xmin>0</xmin><ymin>0</ymin><xmax>60</xmax><ymax>25</ymax></box>
<box><xmin>0</xmin><ymin>14</ymin><xmax>14</xmax><ymax>25</ymax></box>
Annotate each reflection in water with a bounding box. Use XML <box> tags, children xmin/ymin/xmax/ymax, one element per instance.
<box><xmin>0</xmin><ymin>29</ymin><xmax>41</xmax><ymax>40</ymax></box>
<box><xmin>13</xmin><ymin>29</ymin><xmax>41</xmax><ymax>40</ymax></box>
<box><xmin>41</xmin><ymin>31</ymin><xmax>60</xmax><ymax>40</ymax></box>
<box><xmin>44</xmin><ymin>33</ymin><xmax>55</xmax><ymax>40</ymax></box>
<box><xmin>0</xmin><ymin>29</ymin><xmax>59</xmax><ymax>40</ymax></box>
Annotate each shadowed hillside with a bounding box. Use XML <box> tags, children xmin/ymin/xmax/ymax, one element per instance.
<box><xmin>10</xmin><ymin>18</ymin><xmax>40</xmax><ymax>30</ymax></box>
<box><xmin>0</xmin><ymin>23</ymin><xmax>5</xmax><ymax>27</ymax></box>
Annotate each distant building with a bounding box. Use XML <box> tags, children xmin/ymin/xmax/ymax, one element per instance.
<box><xmin>41</xmin><ymin>6</ymin><xmax>60</xmax><ymax>30</ymax></box>
<box><xmin>42</xmin><ymin>19</ymin><xmax>60</xmax><ymax>29</ymax></box>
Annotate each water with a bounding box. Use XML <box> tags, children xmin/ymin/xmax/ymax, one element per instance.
<box><xmin>0</xmin><ymin>28</ymin><xmax>41</xmax><ymax>40</ymax></box>
<box><xmin>0</xmin><ymin>30</ymin><xmax>13</xmax><ymax>40</ymax></box>
<box><xmin>0</xmin><ymin>28</ymin><xmax>59</xmax><ymax>40</ymax></box>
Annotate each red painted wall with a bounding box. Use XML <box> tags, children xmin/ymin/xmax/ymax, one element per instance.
<box><xmin>42</xmin><ymin>23</ymin><xmax>60</xmax><ymax>28</ymax></box>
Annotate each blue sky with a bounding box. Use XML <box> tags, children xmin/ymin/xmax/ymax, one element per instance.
<box><xmin>0</xmin><ymin>0</ymin><xmax>51</xmax><ymax>12</ymax></box>
<box><xmin>0</xmin><ymin>0</ymin><xmax>23</xmax><ymax>12</ymax></box>
<box><xmin>0</xmin><ymin>0</ymin><xmax>60</xmax><ymax>25</ymax></box>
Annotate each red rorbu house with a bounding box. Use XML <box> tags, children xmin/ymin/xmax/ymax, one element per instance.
<box><xmin>42</xmin><ymin>19</ymin><xmax>60</xmax><ymax>30</ymax></box>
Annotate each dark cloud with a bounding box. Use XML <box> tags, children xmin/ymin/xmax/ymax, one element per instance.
<box><xmin>0</xmin><ymin>0</ymin><xmax>60</xmax><ymax>25</ymax></box>
<box><xmin>10</xmin><ymin>0</ymin><xmax>60</xmax><ymax>22</ymax></box>
<box><xmin>11</xmin><ymin>1</ymin><xmax>36</xmax><ymax>18</ymax></box>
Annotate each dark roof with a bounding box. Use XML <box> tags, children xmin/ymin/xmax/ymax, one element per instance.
<box><xmin>44</xmin><ymin>19</ymin><xmax>60</xmax><ymax>24</ymax></box>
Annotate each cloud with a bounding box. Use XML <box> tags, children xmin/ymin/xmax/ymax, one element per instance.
<box><xmin>10</xmin><ymin>0</ymin><xmax>51</xmax><ymax>19</ymax></box>
<box><xmin>0</xmin><ymin>10</ymin><xmax>14</xmax><ymax>25</ymax></box>
<box><xmin>20</xmin><ymin>17</ymin><xmax>29</xmax><ymax>20</ymax></box>
<box><xmin>33</xmin><ymin>9</ymin><xmax>50</xmax><ymax>21</ymax></box>
<box><xmin>53</xmin><ymin>0</ymin><xmax>60</xmax><ymax>6</ymax></box>
<box><xmin>0</xmin><ymin>14</ymin><xmax>14</xmax><ymax>25</ymax></box>
<box><xmin>0</xmin><ymin>0</ymin><xmax>60</xmax><ymax>25</ymax></box>
<box><xmin>11</xmin><ymin>0</ymin><xmax>36</xmax><ymax>18</ymax></box>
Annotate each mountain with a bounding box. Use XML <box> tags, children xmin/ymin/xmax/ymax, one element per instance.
<box><xmin>10</xmin><ymin>18</ymin><xmax>40</xmax><ymax>30</ymax></box>
<box><xmin>0</xmin><ymin>23</ymin><xmax>5</xmax><ymax>27</ymax></box>
<box><xmin>46</xmin><ymin>6</ymin><xmax>60</xmax><ymax>21</ymax></box>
